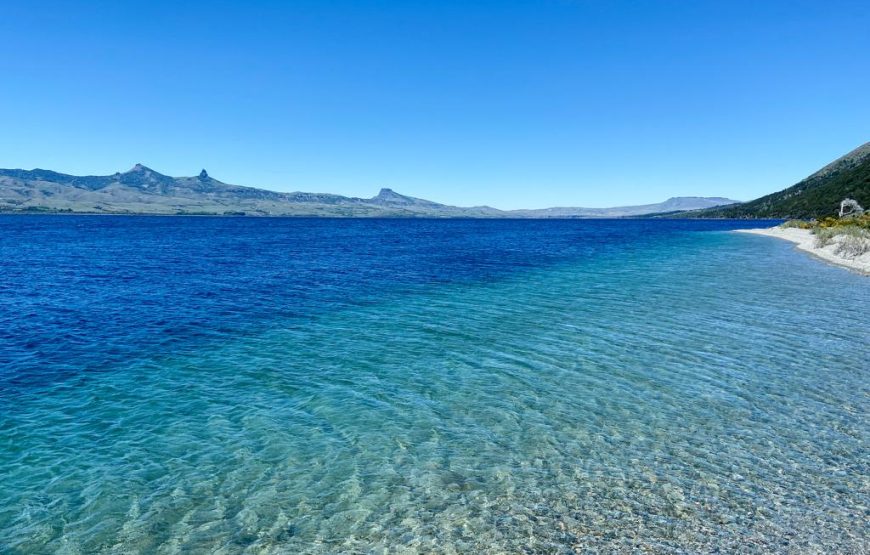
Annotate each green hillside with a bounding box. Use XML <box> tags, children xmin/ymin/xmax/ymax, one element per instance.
<box><xmin>683</xmin><ymin>142</ymin><xmax>870</xmax><ymax>219</ymax></box>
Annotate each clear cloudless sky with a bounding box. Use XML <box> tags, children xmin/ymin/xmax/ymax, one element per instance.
<box><xmin>1</xmin><ymin>0</ymin><xmax>868</xmax><ymax>209</ymax></box>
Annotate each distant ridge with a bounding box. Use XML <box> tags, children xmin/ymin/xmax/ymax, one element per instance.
<box><xmin>0</xmin><ymin>165</ymin><xmax>738</xmax><ymax>218</ymax></box>
<box><xmin>677</xmin><ymin>142</ymin><xmax>870</xmax><ymax>219</ymax></box>
<box><xmin>511</xmin><ymin>197</ymin><xmax>739</xmax><ymax>218</ymax></box>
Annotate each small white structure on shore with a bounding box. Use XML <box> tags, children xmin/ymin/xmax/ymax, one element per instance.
<box><xmin>839</xmin><ymin>198</ymin><xmax>864</xmax><ymax>218</ymax></box>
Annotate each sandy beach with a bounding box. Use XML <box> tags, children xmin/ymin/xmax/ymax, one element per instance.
<box><xmin>736</xmin><ymin>227</ymin><xmax>870</xmax><ymax>275</ymax></box>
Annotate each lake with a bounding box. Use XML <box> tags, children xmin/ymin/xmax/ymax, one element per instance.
<box><xmin>1</xmin><ymin>216</ymin><xmax>867</xmax><ymax>553</ymax></box>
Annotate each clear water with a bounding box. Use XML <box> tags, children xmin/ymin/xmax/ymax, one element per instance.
<box><xmin>1</xmin><ymin>216</ymin><xmax>867</xmax><ymax>554</ymax></box>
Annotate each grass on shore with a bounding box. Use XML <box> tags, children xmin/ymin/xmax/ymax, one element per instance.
<box><xmin>782</xmin><ymin>213</ymin><xmax>870</xmax><ymax>257</ymax></box>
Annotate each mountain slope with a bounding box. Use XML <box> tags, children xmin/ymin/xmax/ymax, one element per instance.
<box><xmin>682</xmin><ymin>142</ymin><xmax>870</xmax><ymax>219</ymax></box>
<box><xmin>0</xmin><ymin>164</ymin><xmax>735</xmax><ymax>217</ymax></box>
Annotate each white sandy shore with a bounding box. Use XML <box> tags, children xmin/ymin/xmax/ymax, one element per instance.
<box><xmin>736</xmin><ymin>227</ymin><xmax>870</xmax><ymax>275</ymax></box>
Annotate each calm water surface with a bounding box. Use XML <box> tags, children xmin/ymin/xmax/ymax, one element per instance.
<box><xmin>0</xmin><ymin>216</ymin><xmax>867</xmax><ymax>553</ymax></box>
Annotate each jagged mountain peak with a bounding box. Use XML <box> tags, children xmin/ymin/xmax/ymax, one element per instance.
<box><xmin>369</xmin><ymin>187</ymin><xmax>444</xmax><ymax>208</ymax></box>
<box><xmin>128</xmin><ymin>163</ymin><xmax>155</xmax><ymax>173</ymax></box>
<box><xmin>118</xmin><ymin>164</ymin><xmax>173</xmax><ymax>187</ymax></box>
<box><xmin>374</xmin><ymin>188</ymin><xmax>405</xmax><ymax>201</ymax></box>
<box><xmin>122</xmin><ymin>164</ymin><xmax>168</xmax><ymax>178</ymax></box>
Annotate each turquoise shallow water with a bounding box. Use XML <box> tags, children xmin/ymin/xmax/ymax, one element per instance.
<box><xmin>1</xmin><ymin>218</ymin><xmax>868</xmax><ymax>553</ymax></box>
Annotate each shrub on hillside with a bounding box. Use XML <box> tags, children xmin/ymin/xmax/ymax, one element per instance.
<box><xmin>813</xmin><ymin>224</ymin><xmax>870</xmax><ymax>254</ymax></box>
<box><xmin>837</xmin><ymin>234</ymin><xmax>870</xmax><ymax>257</ymax></box>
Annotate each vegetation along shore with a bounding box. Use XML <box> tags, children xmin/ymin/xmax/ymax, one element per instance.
<box><xmin>737</xmin><ymin>210</ymin><xmax>870</xmax><ymax>275</ymax></box>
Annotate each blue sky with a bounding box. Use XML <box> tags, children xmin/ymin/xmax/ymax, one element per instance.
<box><xmin>1</xmin><ymin>1</ymin><xmax>868</xmax><ymax>209</ymax></box>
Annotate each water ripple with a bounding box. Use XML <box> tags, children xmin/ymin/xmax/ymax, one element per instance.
<box><xmin>0</xmin><ymin>218</ymin><xmax>867</xmax><ymax>553</ymax></box>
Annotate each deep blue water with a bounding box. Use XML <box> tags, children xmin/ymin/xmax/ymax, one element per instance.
<box><xmin>1</xmin><ymin>216</ymin><xmax>867</xmax><ymax>553</ymax></box>
<box><xmin>0</xmin><ymin>217</ymin><xmax>769</xmax><ymax>391</ymax></box>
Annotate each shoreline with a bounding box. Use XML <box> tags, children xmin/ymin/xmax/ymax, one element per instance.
<box><xmin>735</xmin><ymin>227</ymin><xmax>870</xmax><ymax>275</ymax></box>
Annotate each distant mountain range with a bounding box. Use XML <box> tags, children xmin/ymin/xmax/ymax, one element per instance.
<box><xmin>0</xmin><ymin>164</ymin><xmax>738</xmax><ymax>218</ymax></box>
<box><xmin>676</xmin><ymin>142</ymin><xmax>870</xmax><ymax>219</ymax></box>
<box><xmin>510</xmin><ymin>197</ymin><xmax>739</xmax><ymax>218</ymax></box>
